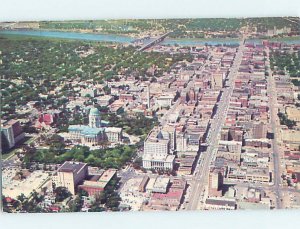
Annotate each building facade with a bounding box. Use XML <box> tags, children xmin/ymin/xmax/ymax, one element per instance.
<box><xmin>142</xmin><ymin>128</ymin><xmax>175</xmax><ymax>171</ymax></box>
<box><xmin>52</xmin><ymin>161</ymin><xmax>88</xmax><ymax>195</ymax></box>
<box><xmin>1</xmin><ymin>120</ymin><xmax>25</xmax><ymax>150</ymax></box>
<box><xmin>208</xmin><ymin>169</ymin><xmax>223</xmax><ymax>197</ymax></box>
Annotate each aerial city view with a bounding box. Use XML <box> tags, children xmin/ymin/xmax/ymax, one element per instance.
<box><xmin>1</xmin><ymin>17</ymin><xmax>300</xmax><ymax>212</ymax></box>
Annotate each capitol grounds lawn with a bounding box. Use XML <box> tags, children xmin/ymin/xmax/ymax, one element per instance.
<box><xmin>21</xmin><ymin>144</ymin><xmax>137</xmax><ymax>170</ymax></box>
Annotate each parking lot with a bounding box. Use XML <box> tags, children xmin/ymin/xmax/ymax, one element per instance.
<box><xmin>2</xmin><ymin>168</ymin><xmax>50</xmax><ymax>199</ymax></box>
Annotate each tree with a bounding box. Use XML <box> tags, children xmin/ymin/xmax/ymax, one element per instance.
<box><xmin>49</xmin><ymin>134</ymin><xmax>66</xmax><ymax>155</ymax></box>
<box><xmin>78</xmin><ymin>189</ymin><xmax>88</xmax><ymax>198</ymax></box>
<box><xmin>106</xmin><ymin>192</ymin><xmax>121</xmax><ymax>211</ymax></box>
<box><xmin>99</xmin><ymin>140</ymin><xmax>110</xmax><ymax>149</ymax></box>
<box><xmin>278</xmin><ymin>112</ymin><xmax>296</xmax><ymax>129</ymax></box>
<box><xmin>88</xmin><ymin>193</ymin><xmax>106</xmax><ymax>212</ymax></box>
<box><xmin>22</xmin><ymin>145</ymin><xmax>37</xmax><ymax>156</ymax></box>
<box><xmin>17</xmin><ymin>193</ymin><xmax>27</xmax><ymax>203</ymax></box>
<box><xmin>30</xmin><ymin>190</ymin><xmax>42</xmax><ymax>202</ymax></box>
<box><xmin>88</xmin><ymin>205</ymin><xmax>105</xmax><ymax>212</ymax></box>
<box><xmin>133</xmin><ymin>157</ymin><xmax>143</xmax><ymax>169</ymax></box>
<box><xmin>54</xmin><ymin>187</ymin><xmax>71</xmax><ymax>202</ymax></box>
<box><xmin>68</xmin><ymin>196</ymin><xmax>83</xmax><ymax>212</ymax></box>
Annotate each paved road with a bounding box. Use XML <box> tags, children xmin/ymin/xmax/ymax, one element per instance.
<box><xmin>2</xmin><ymin>155</ymin><xmax>20</xmax><ymax>168</ymax></box>
<box><xmin>186</xmin><ymin>36</ymin><xmax>247</xmax><ymax>210</ymax></box>
<box><xmin>266</xmin><ymin>47</ymin><xmax>283</xmax><ymax>209</ymax></box>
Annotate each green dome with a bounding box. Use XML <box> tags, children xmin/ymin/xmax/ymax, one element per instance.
<box><xmin>89</xmin><ymin>107</ymin><xmax>100</xmax><ymax>116</ymax></box>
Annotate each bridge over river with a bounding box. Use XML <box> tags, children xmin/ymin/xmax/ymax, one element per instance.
<box><xmin>137</xmin><ymin>32</ymin><xmax>172</xmax><ymax>51</ymax></box>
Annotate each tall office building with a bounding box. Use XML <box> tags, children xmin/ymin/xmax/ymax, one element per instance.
<box><xmin>211</xmin><ymin>72</ymin><xmax>224</xmax><ymax>89</ymax></box>
<box><xmin>188</xmin><ymin>87</ymin><xmax>196</xmax><ymax>102</ymax></box>
<box><xmin>208</xmin><ymin>169</ymin><xmax>223</xmax><ymax>197</ymax></box>
<box><xmin>1</xmin><ymin>120</ymin><xmax>24</xmax><ymax>150</ymax></box>
<box><xmin>252</xmin><ymin>121</ymin><xmax>267</xmax><ymax>139</ymax></box>
<box><xmin>52</xmin><ymin>161</ymin><xmax>88</xmax><ymax>195</ymax></box>
<box><xmin>147</xmin><ymin>84</ymin><xmax>151</xmax><ymax>109</ymax></box>
<box><xmin>142</xmin><ymin>128</ymin><xmax>175</xmax><ymax>171</ymax></box>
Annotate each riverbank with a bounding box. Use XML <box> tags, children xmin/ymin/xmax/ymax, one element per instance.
<box><xmin>0</xmin><ymin>30</ymin><xmax>242</xmax><ymax>46</ymax></box>
<box><xmin>247</xmin><ymin>36</ymin><xmax>300</xmax><ymax>45</ymax></box>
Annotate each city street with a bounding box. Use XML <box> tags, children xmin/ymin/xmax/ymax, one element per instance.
<box><xmin>186</xmin><ymin>34</ymin><xmax>247</xmax><ymax>210</ymax></box>
<box><xmin>266</xmin><ymin>47</ymin><xmax>283</xmax><ymax>209</ymax></box>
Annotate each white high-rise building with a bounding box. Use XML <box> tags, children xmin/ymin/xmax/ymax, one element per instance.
<box><xmin>142</xmin><ymin>127</ymin><xmax>175</xmax><ymax>171</ymax></box>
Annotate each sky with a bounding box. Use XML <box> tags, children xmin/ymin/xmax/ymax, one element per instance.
<box><xmin>0</xmin><ymin>0</ymin><xmax>299</xmax><ymax>21</ymax></box>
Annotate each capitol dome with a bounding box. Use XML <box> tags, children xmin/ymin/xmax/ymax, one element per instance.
<box><xmin>89</xmin><ymin>107</ymin><xmax>100</xmax><ymax>116</ymax></box>
<box><xmin>89</xmin><ymin>107</ymin><xmax>101</xmax><ymax>128</ymax></box>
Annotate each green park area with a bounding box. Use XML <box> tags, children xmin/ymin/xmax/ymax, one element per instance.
<box><xmin>270</xmin><ymin>49</ymin><xmax>300</xmax><ymax>86</ymax></box>
<box><xmin>21</xmin><ymin>133</ymin><xmax>137</xmax><ymax>169</ymax></box>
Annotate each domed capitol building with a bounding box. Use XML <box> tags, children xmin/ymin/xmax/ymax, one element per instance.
<box><xmin>67</xmin><ymin>107</ymin><xmax>122</xmax><ymax>146</ymax></box>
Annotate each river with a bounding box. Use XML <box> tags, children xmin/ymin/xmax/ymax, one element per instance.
<box><xmin>0</xmin><ymin>29</ymin><xmax>300</xmax><ymax>46</ymax></box>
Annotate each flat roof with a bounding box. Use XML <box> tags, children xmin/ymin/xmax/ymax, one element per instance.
<box><xmin>99</xmin><ymin>169</ymin><xmax>117</xmax><ymax>182</ymax></box>
<box><xmin>206</xmin><ymin>198</ymin><xmax>236</xmax><ymax>207</ymax></box>
<box><xmin>146</xmin><ymin>177</ymin><xmax>157</xmax><ymax>191</ymax></box>
<box><xmin>81</xmin><ymin>180</ymin><xmax>107</xmax><ymax>188</ymax></box>
<box><xmin>238</xmin><ymin>201</ymin><xmax>270</xmax><ymax>210</ymax></box>
<box><xmin>58</xmin><ymin>161</ymin><xmax>87</xmax><ymax>174</ymax></box>
<box><xmin>153</xmin><ymin>177</ymin><xmax>170</xmax><ymax>189</ymax></box>
<box><xmin>68</xmin><ymin>125</ymin><xmax>104</xmax><ymax>136</ymax></box>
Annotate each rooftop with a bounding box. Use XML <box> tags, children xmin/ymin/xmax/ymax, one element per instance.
<box><xmin>205</xmin><ymin>198</ymin><xmax>236</xmax><ymax>207</ymax></box>
<box><xmin>58</xmin><ymin>161</ymin><xmax>87</xmax><ymax>174</ymax></box>
<box><xmin>68</xmin><ymin>125</ymin><xmax>104</xmax><ymax>136</ymax></box>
